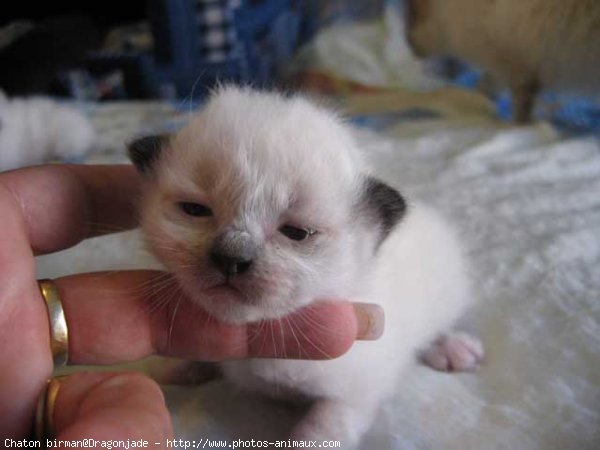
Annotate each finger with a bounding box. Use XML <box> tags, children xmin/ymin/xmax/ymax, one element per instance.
<box><xmin>0</xmin><ymin>164</ymin><xmax>140</xmax><ymax>254</ymax></box>
<box><xmin>53</xmin><ymin>372</ymin><xmax>172</xmax><ymax>441</ymax></box>
<box><xmin>0</xmin><ymin>183</ymin><xmax>53</xmax><ymax>438</ymax></box>
<box><xmin>55</xmin><ymin>271</ymin><xmax>383</xmax><ymax>364</ymax></box>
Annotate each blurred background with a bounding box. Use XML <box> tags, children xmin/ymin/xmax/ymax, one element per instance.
<box><xmin>1</xmin><ymin>0</ymin><xmax>598</xmax><ymax>130</ymax></box>
<box><xmin>1</xmin><ymin>0</ymin><xmax>388</xmax><ymax>100</ymax></box>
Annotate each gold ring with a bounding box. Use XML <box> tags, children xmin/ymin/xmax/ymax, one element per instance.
<box><xmin>38</xmin><ymin>279</ymin><xmax>69</xmax><ymax>367</ymax></box>
<box><xmin>34</xmin><ymin>377</ymin><xmax>62</xmax><ymax>440</ymax></box>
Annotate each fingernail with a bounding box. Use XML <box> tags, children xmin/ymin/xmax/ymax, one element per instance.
<box><xmin>102</xmin><ymin>374</ymin><xmax>132</xmax><ymax>389</ymax></box>
<box><xmin>353</xmin><ymin>303</ymin><xmax>384</xmax><ymax>340</ymax></box>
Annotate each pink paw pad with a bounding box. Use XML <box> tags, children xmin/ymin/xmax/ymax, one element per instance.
<box><xmin>421</xmin><ymin>332</ymin><xmax>485</xmax><ymax>372</ymax></box>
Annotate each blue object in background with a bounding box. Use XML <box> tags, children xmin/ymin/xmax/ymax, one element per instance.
<box><xmin>450</xmin><ymin>64</ymin><xmax>600</xmax><ymax>135</ymax></box>
<box><xmin>147</xmin><ymin>0</ymin><xmax>315</xmax><ymax>99</ymax></box>
<box><xmin>541</xmin><ymin>93</ymin><xmax>600</xmax><ymax>136</ymax></box>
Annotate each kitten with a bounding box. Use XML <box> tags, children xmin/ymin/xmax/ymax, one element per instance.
<box><xmin>405</xmin><ymin>0</ymin><xmax>600</xmax><ymax>123</ymax></box>
<box><xmin>128</xmin><ymin>87</ymin><xmax>481</xmax><ymax>447</ymax></box>
<box><xmin>0</xmin><ymin>93</ymin><xmax>95</xmax><ymax>170</ymax></box>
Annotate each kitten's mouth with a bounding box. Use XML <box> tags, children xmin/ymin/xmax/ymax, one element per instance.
<box><xmin>209</xmin><ymin>281</ymin><xmax>239</xmax><ymax>293</ymax></box>
<box><xmin>207</xmin><ymin>282</ymin><xmax>253</xmax><ymax>303</ymax></box>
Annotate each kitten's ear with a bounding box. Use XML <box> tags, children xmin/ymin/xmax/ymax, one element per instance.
<box><xmin>127</xmin><ymin>134</ymin><xmax>170</xmax><ymax>174</ymax></box>
<box><xmin>361</xmin><ymin>176</ymin><xmax>407</xmax><ymax>244</ymax></box>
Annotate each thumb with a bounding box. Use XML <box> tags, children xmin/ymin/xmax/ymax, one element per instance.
<box><xmin>50</xmin><ymin>372</ymin><xmax>173</xmax><ymax>443</ymax></box>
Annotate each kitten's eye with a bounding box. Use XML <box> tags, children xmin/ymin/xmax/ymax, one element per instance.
<box><xmin>179</xmin><ymin>202</ymin><xmax>212</xmax><ymax>217</ymax></box>
<box><xmin>279</xmin><ymin>225</ymin><xmax>317</xmax><ymax>241</ymax></box>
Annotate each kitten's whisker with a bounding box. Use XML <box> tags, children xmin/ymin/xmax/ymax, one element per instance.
<box><xmin>176</xmin><ymin>70</ymin><xmax>206</xmax><ymax>117</ymax></box>
<box><xmin>143</xmin><ymin>282</ymin><xmax>180</xmax><ymax>316</ymax></box>
<box><xmin>284</xmin><ymin>316</ymin><xmax>303</xmax><ymax>359</ymax></box>
<box><xmin>289</xmin><ymin>313</ymin><xmax>333</xmax><ymax>360</ymax></box>
<box><xmin>113</xmin><ymin>272</ymin><xmax>175</xmax><ymax>299</ymax></box>
<box><xmin>299</xmin><ymin>308</ymin><xmax>345</xmax><ymax>337</ymax></box>
<box><xmin>168</xmin><ymin>293</ymin><xmax>185</xmax><ymax>352</ymax></box>
<box><xmin>82</xmin><ymin>221</ymin><xmax>135</xmax><ymax>234</ymax></box>
<box><xmin>242</xmin><ymin>320</ymin><xmax>267</xmax><ymax>353</ymax></box>
<box><xmin>270</xmin><ymin>321</ymin><xmax>278</xmax><ymax>359</ymax></box>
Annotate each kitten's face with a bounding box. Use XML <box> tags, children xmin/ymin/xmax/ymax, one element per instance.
<box><xmin>131</xmin><ymin>88</ymin><xmax>404</xmax><ymax>324</ymax></box>
<box><xmin>140</xmin><ymin>148</ymin><xmax>363</xmax><ymax>324</ymax></box>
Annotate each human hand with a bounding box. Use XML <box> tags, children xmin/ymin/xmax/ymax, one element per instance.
<box><xmin>0</xmin><ymin>164</ymin><xmax>383</xmax><ymax>440</ymax></box>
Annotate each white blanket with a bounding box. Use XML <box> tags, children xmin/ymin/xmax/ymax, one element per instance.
<box><xmin>36</xmin><ymin>114</ymin><xmax>600</xmax><ymax>449</ymax></box>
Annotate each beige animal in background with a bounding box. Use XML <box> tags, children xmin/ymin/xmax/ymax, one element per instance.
<box><xmin>405</xmin><ymin>0</ymin><xmax>600</xmax><ymax>122</ymax></box>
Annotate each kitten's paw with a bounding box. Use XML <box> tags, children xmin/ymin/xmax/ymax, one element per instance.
<box><xmin>421</xmin><ymin>332</ymin><xmax>484</xmax><ymax>372</ymax></box>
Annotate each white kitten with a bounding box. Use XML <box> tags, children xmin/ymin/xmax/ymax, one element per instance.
<box><xmin>129</xmin><ymin>87</ymin><xmax>479</xmax><ymax>447</ymax></box>
<box><xmin>0</xmin><ymin>93</ymin><xmax>95</xmax><ymax>170</ymax></box>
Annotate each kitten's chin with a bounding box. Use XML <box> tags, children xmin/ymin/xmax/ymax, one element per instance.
<box><xmin>183</xmin><ymin>283</ymin><xmax>292</xmax><ymax>325</ymax></box>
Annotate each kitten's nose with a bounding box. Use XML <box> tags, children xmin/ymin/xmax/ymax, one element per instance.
<box><xmin>210</xmin><ymin>230</ymin><xmax>257</xmax><ymax>277</ymax></box>
<box><xmin>210</xmin><ymin>252</ymin><xmax>253</xmax><ymax>276</ymax></box>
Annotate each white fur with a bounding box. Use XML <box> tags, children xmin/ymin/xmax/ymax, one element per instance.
<box><xmin>0</xmin><ymin>94</ymin><xmax>95</xmax><ymax>170</ymax></box>
<box><xmin>221</xmin><ymin>205</ymin><xmax>472</xmax><ymax>446</ymax></box>
<box><xmin>138</xmin><ymin>87</ymin><xmax>474</xmax><ymax>447</ymax></box>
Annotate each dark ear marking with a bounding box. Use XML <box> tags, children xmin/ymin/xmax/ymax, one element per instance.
<box><xmin>363</xmin><ymin>176</ymin><xmax>407</xmax><ymax>243</ymax></box>
<box><xmin>127</xmin><ymin>134</ymin><xmax>170</xmax><ymax>174</ymax></box>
